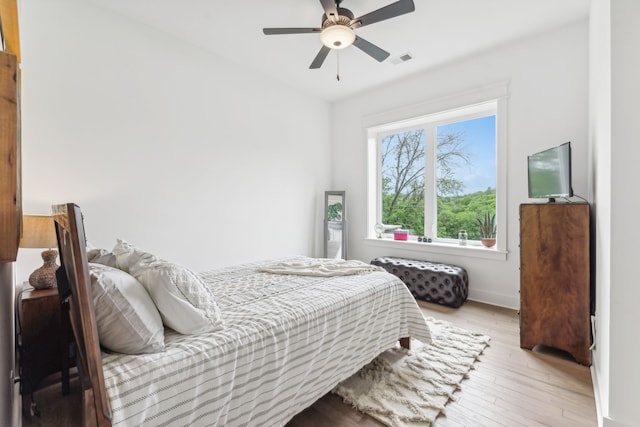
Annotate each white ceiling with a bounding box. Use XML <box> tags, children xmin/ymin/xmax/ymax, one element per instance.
<box><xmin>85</xmin><ymin>0</ymin><xmax>590</xmax><ymax>102</ymax></box>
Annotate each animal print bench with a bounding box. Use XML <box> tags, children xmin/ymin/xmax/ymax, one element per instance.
<box><xmin>371</xmin><ymin>256</ymin><xmax>468</xmax><ymax>308</ymax></box>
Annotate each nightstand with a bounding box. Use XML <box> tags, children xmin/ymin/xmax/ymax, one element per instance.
<box><xmin>18</xmin><ymin>284</ymin><xmax>72</xmax><ymax>396</ymax></box>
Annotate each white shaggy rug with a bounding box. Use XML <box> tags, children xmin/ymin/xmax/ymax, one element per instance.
<box><xmin>332</xmin><ymin>317</ymin><xmax>490</xmax><ymax>427</ymax></box>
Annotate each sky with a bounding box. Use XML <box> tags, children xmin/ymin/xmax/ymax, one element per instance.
<box><xmin>437</xmin><ymin>115</ymin><xmax>496</xmax><ymax>194</ymax></box>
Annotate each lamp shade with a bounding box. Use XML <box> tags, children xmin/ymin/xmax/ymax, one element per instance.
<box><xmin>320</xmin><ymin>25</ymin><xmax>355</xmax><ymax>49</ymax></box>
<box><xmin>20</xmin><ymin>215</ymin><xmax>57</xmax><ymax>249</ymax></box>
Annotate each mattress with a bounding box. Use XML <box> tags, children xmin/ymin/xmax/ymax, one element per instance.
<box><xmin>100</xmin><ymin>256</ymin><xmax>431</xmax><ymax>426</ymax></box>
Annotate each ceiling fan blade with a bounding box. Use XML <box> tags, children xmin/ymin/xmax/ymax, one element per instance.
<box><xmin>309</xmin><ymin>46</ymin><xmax>331</xmax><ymax>69</ymax></box>
<box><xmin>319</xmin><ymin>0</ymin><xmax>339</xmax><ymax>21</ymax></box>
<box><xmin>353</xmin><ymin>36</ymin><xmax>390</xmax><ymax>62</ymax></box>
<box><xmin>351</xmin><ymin>0</ymin><xmax>415</xmax><ymax>28</ymax></box>
<box><xmin>263</xmin><ymin>28</ymin><xmax>321</xmax><ymax>35</ymax></box>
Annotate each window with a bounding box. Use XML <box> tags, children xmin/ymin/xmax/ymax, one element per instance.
<box><xmin>366</xmin><ymin>91</ymin><xmax>507</xmax><ymax>254</ymax></box>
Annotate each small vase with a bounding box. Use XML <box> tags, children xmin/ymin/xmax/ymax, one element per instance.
<box><xmin>481</xmin><ymin>238</ymin><xmax>496</xmax><ymax>248</ymax></box>
<box><xmin>29</xmin><ymin>249</ymin><xmax>59</xmax><ymax>289</ymax></box>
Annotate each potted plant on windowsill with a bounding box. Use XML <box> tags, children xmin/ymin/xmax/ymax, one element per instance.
<box><xmin>477</xmin><ymin>212</ymin><xmax>497</xmax><ymax>248</ymax></box>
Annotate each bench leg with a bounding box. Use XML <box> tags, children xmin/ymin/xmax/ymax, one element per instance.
<box><xmin>399</xmin><ymin>337</ymin><xmax>410</xmax><ymax>349</ymax></box>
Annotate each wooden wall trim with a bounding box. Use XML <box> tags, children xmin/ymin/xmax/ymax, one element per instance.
<box><xmin>0</xmin><ymin>50</ymin><xmax>19</xmax><ymax>262</ymax></box>
<box><xmin>0</xmin><ymin>0</ymin><xmax>21</xmax><ymax>62</ymax></box>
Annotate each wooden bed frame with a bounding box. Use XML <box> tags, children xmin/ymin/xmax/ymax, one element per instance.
<box><xmin>52</xmin><ymin>202</ymin><xmax>411</xmax><ymax>426</ymax></box>
<box><xmin>53</xmin><ymin>203</ymin><xmax>111</xmax><ymax>426</ymax></box>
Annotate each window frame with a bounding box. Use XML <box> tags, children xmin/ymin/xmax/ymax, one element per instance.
<box><xmin>364</xmin><ymin>83</ymin><xmax>509</xmax><ymax>260</ymax></box>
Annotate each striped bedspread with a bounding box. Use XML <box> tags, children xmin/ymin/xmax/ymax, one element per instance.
<box><xmin>101</xmin><ymin>257</ymin><xmax>431</xmax><ymax>426</ymax></box>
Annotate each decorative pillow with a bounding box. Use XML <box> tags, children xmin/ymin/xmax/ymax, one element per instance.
<box><xmin>137</xmin><ymin>262</ymin><xmax>225</xmax><ymax>334</ymax></box>
<box><xmin>112</xmin><ymin>239</ymin><xmax>159</xmax><ymax>274</ymax></box>
<box><xmin>112</xmin><ymin>239</ymin><xmax>224</xmax><ymax>334</ymax></box>
<box><xmin>89</xmin><ymin>263</ymin><xmax>165</xmax><ymax>354</ymax></box>
<box><xmin>87</xmin><ymin>248</ymin><xmax>117</xmax><ymax>268</ymax></box>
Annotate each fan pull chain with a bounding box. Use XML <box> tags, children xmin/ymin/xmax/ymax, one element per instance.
<box><xmin>336</xmin><ymin>50</ymin><xmax>340</xmax><ymax>81</ymax></box>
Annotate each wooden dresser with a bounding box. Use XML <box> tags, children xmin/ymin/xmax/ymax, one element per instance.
<box><xmin>519</xmin><ymin>202</ymin><xmax>591</xmax><ymax>365</ymax></box>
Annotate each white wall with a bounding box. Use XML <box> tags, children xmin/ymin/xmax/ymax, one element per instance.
<box><xmin>17</xmin><ymin>0</ymin><xmax>332</xmax><ymax>281</ymax></box>
<box><xmin>608</xmin><ymin>1</ymin><xmax>640</xmax><ymax>424</ymax></box>
<box><xmin>331</xmin><ymin>21</ymin><xmax>589</xmax><ymax>309</ymax></box>
<box><xmin>590</xmin><ymin>1</ymin><xmax>640</xmax><ymax>426</ymax></box>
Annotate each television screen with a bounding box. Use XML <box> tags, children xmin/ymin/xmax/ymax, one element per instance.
<box><xmin>527</xmin><ymin>142</ymin><xmax>573</xmax><ymax>202</ymax></box>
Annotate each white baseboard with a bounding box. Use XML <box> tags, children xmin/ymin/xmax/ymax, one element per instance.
<box><xmin>468</xmin><ymin>288</ymin><xmax>519</xmax><ymax>310</ymax></box>
<box><xmin>591</xmin><ymin>361</ymin><xmax>604</xmax><ymax>427</ymax></box>
<box><xmin>11</xmin><ymin>382</ymin><xmax>20</xmax><ymax>427</ymax></box>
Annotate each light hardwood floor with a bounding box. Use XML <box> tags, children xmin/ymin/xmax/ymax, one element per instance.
<box><xmin>24</xmin><ymin>300</ymin><xmax>597</xmax><ymax>426</ymax></box>
<box><xmin>287</xmin><ymin>300</ymin><xmax>597</xmax><ymax>427</ymax></box>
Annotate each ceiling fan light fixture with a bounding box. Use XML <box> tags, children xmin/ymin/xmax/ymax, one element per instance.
<box><xmin>320</xmin><ymin>24</ymin><xmax>355</xmax><ymax>49</ymax></box>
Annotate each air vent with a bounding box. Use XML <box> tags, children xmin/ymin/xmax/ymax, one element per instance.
<box><xmin>390</xmin><ymin>53</ymin><xmax>413</xmax><ymax>65</ymax></box>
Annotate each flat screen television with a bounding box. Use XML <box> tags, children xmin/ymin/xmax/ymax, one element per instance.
<box><xmin>527</xmin><ymin>141</ymin><xmax>573</xmax><ymax>202</ymax></box>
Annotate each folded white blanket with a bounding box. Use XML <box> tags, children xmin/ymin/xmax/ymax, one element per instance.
<box><xmin>258</xmin><ymin>259</ymin><xmax>385</xmax><ymax>277</ymax></box>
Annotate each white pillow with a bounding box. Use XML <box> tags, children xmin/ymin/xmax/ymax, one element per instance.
<box><xmin>89</xmin><ymin>263</ymin><xmax>165</xmax><ymax>354</ymax></box>
<box><xmin>87</xmin><ymin>248</ymin><xmax>117</xmax><ymax>268</ymax></box>
<box><xmin>112</xmin><ymin>239</ymin><xmax>224</xmax><ymax>334</ymax></box>
<box><xmin>112</xmin><ymin>239</ymin><xmax>159</xmax><ymax>274</ymax></box>
<box><xmin>137</xmin><ymin>262</ymin><xmax>225</xmax><ymax>334</ymax></box>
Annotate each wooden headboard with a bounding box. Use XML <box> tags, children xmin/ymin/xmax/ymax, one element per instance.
<box><xmin>52</xmin><ymin>203</ymin><xmax>111</xmax><ymax>427</ymax></box>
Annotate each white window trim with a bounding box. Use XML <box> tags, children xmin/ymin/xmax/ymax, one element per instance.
<box><xmin>364</xmin><ymin>82</ymin><xmax>509</xmax><ymax>261</ymax></box>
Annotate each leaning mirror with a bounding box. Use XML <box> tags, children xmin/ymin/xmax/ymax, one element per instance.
<box><xmin>324</xmin><ymin>191</ymin><xmax>347</xmax><ymax>259</ymax></box>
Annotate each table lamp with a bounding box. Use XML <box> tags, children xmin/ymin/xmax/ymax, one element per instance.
<box><xmin>19</xmin><ymin>214</ymin><xmax>59</xmax><ymax>289</ymax></box>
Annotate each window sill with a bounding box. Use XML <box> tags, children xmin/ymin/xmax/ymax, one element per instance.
<box><xmin>363</xmin><ymin>237</ymin><xmax>508</xmax><ymax>261</ymax></box>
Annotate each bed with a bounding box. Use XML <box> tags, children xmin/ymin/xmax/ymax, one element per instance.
<box><xmin>52</xmin><ymin>202</ymin><xmax>431</xmax><ymax>426</ymax></box>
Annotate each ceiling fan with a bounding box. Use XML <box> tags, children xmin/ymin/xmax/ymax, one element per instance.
<box><xmin>263</xmin><ymin>0</ymin><xmax>416</xmax><ymax>70</ymax></box>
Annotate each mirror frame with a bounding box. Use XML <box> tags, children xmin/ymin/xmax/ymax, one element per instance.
<box><xmin>324</xmin><ymin>191</ymin><xmax>347</xmax><ymax>259</ymax></box>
